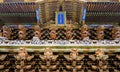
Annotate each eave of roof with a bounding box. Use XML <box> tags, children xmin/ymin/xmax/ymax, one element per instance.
<box><xmin>0</xmin><ymin>2</ymin><xmax>120</xmax><ymax>23</ymax></box>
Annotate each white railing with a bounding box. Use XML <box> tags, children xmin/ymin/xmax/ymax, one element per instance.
<box><xmin>0</xmin><ymin>40</ymin><xmax>120</xmax><ymax>46</ymax></box>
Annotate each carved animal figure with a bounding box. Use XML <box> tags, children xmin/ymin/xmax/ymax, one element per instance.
<box><xmin>97</xmin><ymin>25</ymin><xmax>105</xmax><ymax>40</ymax></box>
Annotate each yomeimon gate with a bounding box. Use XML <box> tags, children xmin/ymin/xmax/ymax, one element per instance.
<box><xmin>0</xmin><ymin>0</ymin><xmax>120</xmax><ymax>72</ymax></box>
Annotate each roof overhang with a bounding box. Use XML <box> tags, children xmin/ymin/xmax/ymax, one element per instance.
<box><xmin>0</xmin><ymin>2</ymin><xmax>37</xmax><ymax>23</ymax></box>
<box><xmin>0</xmin><ymin>2</ymin><xmax>120</xmax><ymax>23</ymax></box>
<box><xmin>86</xmin><ymin>2</ymin><xmax>120</xmax><ymax>22</ymax></box>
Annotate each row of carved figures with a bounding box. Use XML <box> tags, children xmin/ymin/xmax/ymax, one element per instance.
<box><xmin>0</xmin><ymin>48</ymin><xmax>120</xmax><ymax>72</ymax></box>
<box><xmin>1</xmin><ymin>25</ymin><xmax>120</xmax><ymax>40</ymax></box>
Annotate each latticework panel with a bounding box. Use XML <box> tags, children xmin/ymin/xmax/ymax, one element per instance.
<box><xmin>104</xmin><ymin>28</ymin><xmax>113</xmax><ymax>40</ymax></box>
<box><xmin>1</xmin><ymin>25</ymin><xmax>120</xmax><ymax>40</ymax></box>
<box><xmin>72</xmin><ymin>29</ymin><xmax>81</xmax><ymax>40</ymax></box>
<box><xmin>26</xmin><ymin>28</ymin><xmax>34</xmax><ymax>40</ymax></box>
<box><xmin>41</xmin><ymin>29</ymin><xmax>50</xmax><ymax>40</ymax></box>
<box><xmin>56</xmin><ymin>29</ymin><xmax>66</xmax><ymax>40</ymax></box>
<box><xmin>10</xmin><ymin>28</ymin><xmax>19</xmax><ymax>40</ymax></box>
<box><xmin>89</xmin><ymin>28</ymin><xmax>97</xmax><ymax>40</ymax></box>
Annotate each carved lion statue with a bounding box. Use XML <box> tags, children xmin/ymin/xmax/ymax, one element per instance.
<box><xmin>97</xmin><ymin>25</ymin><xmax>105</xmax><ymax>40</ymax></box>
<box><xmin>17</xmin><ymin>47</ymin><xmax>28</xmax><ymax>60</ymax></box>
<box><xmin>44</xmin><ymin>48</ymin><xmax>53</xmax><ymax>60</ymax></box>
<box><xmin>70</xmin><ymin>48</ymin><xmax>78</xmax><ymax>60</ymax></box>
<box><xmin>95</xmin><ymin>48</ymin><xmax>108</xmax><ymax>60</ymax></box>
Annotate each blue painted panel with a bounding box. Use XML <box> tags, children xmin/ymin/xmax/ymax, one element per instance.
<box><xmin>82</xmin><ymin>8</ymin><xmax>87</xmax><ymax>21</ymax></box>
<box><xmin>57</xmin><ymin>13</ymin><xmax>65</xmax><ymax>25</ymax></box>
<box><xmin>36</xmin><ymin>8</ymin><xmax>40</xmax><ymax>22</ymax></box>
